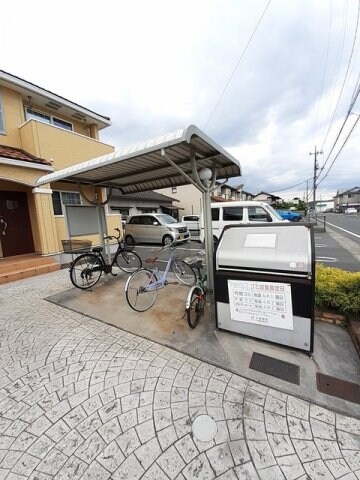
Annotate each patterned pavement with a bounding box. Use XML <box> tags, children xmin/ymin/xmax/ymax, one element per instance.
<box><xmin>0</xmin><ymin>270</ymin><xmax>359</xmax><ymax>480</ymax></box>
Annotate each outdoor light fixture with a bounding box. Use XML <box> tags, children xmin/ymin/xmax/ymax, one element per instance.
<box><xmin>199</xmin><ymin>167</ymin><xmax>212</xmax><ymax>186</ymax></box>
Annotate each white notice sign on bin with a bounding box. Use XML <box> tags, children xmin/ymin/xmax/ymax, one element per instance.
<box><xmin>228</xmin><ymin>280</ymin><xmax>293</xmax><ymax>330</ymax></box>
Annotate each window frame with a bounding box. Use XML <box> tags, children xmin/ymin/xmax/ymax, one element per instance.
<box><xmin>171</xmin><ymin>186</ymin><xmax>177</xmax><ymax>194</ymax></box>
<box><xmin>26</xmin><ymin>108</ymin><xmax>74</xmax><ymax>132</ymax></box>
<box><xmin>52</xmin><ymin>190</ymin><xmax>82</xmax><ymax>216</ymax></box>
<box><xmin>0</xmin><ymin>94</ymin><xmax>5</xmax><ymax>134</ymax></box>
<box><xmin>223</xmin><ymin>206</ymin><xmax>244</xmax><ymax>221</ymax></box>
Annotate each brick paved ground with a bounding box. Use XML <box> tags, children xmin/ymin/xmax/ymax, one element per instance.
<box><xmin>0</xmin><ymin>270</ymin><xmax>359</xmax><ymax>480</ymax></box>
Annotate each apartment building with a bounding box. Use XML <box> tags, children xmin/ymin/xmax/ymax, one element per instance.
<box><xmin>0</xmin><ymin>70</ymin><xmax>120</xmax><ymax>278</ymax></box>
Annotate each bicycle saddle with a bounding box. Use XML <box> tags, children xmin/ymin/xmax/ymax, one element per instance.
<box><xmin>145</xmin><ymin>256</ymin><xmax>158</xmax><ymax>264</ymax></box>
<box><xmin>189</xmin><ymin>260</ymin><xmax>203</xmax><ymax>269</ymax></box>
<box><xmin>92</xmin><ymin>247</ymin><xmax>103</xmax><ymax>253</ymax></box>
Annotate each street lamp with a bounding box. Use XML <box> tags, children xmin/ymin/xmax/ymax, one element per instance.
<box><xmin>199</xmin><ymin>167</ymin><xmax>212</xmax><ymax>187</ymax></box>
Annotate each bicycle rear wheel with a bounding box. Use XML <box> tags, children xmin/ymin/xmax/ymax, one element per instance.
<box><xmin>125</xmin><ymin>269</ymin><xmax>158</xmax><ymax>312</ymax></box>
<box><xmin>172</xmin><ymin>259</ymin><xmax>196</xmax><ymax>286</ymax></box>
<box><xmin>70</xmin><ymin>253</ymin><xmax>103</xmax><ymax>290</ymax></box>
<box><xmin>186</xmin><ymin>286</ymin><xmax>205</xmax><ymax>329</ymax></box>
<box><xmin>116</xmin><ymin>251</ymin><xmax>142</xmax><ymax>273</ymax></box>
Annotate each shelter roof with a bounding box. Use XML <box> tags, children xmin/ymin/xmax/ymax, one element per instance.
<box><xmin>111</xmin><ymin>189</ymin><xmax>178</xmax><ymax>203</ymax></box>
<box><xmin>35</xmin><ymin>125</ymin><xmax>241</xmax><ymax>193</ymax></box>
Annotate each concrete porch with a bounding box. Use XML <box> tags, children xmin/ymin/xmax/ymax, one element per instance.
<box><xmin>0</xmin><ymin>253</ymin><xmax>60</xmax><ymax>285</ymax></box>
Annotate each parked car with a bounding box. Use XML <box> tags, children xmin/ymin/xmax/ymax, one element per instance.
<box><xmin>276</xmin><ymin>210</ymin><xmax>302</xmax><ymax>222</ymax></box>
<box><xmin>181</xmin><ymin>215</ymin><xmax>200</xmax><ymax>241</ymax></box>
<box><xmin>200</xmin><ymin>201</ymin><xmax>286</xmax><ymax>243</ymax></box>
<box><xmin>344</xmin><ymin>207</ymin><xmax>357</xmax><ymax>215</ymax></box>
<box><xmin>125</xmin><ymin>213</ymin><xmax>190</xmax><ymax>246</ymax></box>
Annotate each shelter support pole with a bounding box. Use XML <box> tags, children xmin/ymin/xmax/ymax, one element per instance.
<box><xmin>96</xmin><ymin>204</ymin><xmax>111</xmax><ymax>281</ymax></box>
<box><xmin>161</xmin><ymin>148</ymin><xmax>217</xmax><ymax>296</ymax></box>
<box><xmin>202</xmin><ymin>189</ymin><xmax>214</xmax><ymax>294</ymax></box>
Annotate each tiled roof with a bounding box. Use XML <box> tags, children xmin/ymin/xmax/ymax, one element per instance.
<box><xmin>111</xmin><ymin>189</ymin><xmax>178</xmax><ymax>203</ymax></box>
<box><xmin>0</xmin><ymin>145</ymin><xmax>51</xmax><ymax>165</ymax></box>
<box><xmin>338</xmin><ymin>186</ymin><xmax>360</xmax><ymax>196</ymax></box>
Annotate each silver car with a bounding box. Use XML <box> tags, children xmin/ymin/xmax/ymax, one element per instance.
<box><xmin>125</xmin><ymin>214</ymin><xmax>191</xmax><ymax>246</ymax></box>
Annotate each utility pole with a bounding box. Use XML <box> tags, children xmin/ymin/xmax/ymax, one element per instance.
<box><xmin>309</xmin><ymin>146</ymin><xmax>323</xmax><ymax>218</ymax></box>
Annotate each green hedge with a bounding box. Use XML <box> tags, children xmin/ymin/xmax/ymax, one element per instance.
<box><xmin>315</xmin><ymin>264</ymin><xmax>360</xmax><ymax>313</ymax></box>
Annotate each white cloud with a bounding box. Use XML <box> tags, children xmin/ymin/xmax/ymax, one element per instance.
<box><xmin>2</xmin><ymin>0</ymin><xmax>359</xmax><ymax>198</ymax></box>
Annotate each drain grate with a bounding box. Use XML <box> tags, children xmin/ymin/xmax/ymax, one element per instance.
<box><xmin>316</xmin><ymin>373</ymin><xmax>360</xmax><ymax>404</ymax></box>
<box><xmin>249</xmin><ymin>352</ymin><xmax>300</xmax><ymax>385</ymax></box>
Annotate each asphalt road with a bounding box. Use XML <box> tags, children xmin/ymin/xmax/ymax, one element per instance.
<box><xmin>133</xmin><ymin>216</ymin><xmax>360</xmax><ymax>273</ymax></box>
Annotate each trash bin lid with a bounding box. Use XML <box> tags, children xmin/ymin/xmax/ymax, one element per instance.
<box><xmin>216</xmin><ymin>224</ymin><xmax>312</xmax><ymax>274</ymax></box>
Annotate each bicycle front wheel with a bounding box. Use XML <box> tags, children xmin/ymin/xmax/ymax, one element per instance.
<box><xmin>172</xmin><ymin>259</ymin><xmax>196</xmax><ymax>286</ymax></box>
<box><xmin>125</xmin><ymin>269</ymin><xmax>158</xmax><ymax>312</ymax></box>
<box><xmin>186</xmin><ymin>286</ymin><xmax>205</xmax><ymax>329</ymax></box>
<box><xmin>116</xmin><ymin>251</ymin><xmax>142</xmax><ymax>273</ymax></box>
<box><xmin>70</xmin><ymin>253</ymin><xmax>103</xmax><ymax>290</ymax></box>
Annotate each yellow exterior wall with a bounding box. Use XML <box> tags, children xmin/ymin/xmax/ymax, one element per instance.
<box><xmin>51</xmin><ymin>183</ymin><xmax>122</xmax><ymax>251</ymax></box>
<box><xmin>0</xmin><ymin>163</ymin><xmax>50</xmax><ymax>186</ymax></box>
<box><xmin>0</xmin><ymin>82</ymin><xmax>117</xmax><ymax>260</ymax></box>
<box><xmin>0</xmin><ymin>86</ymin><xmax>24</xmax><ymax>148</ymax></box>
<box><xmin>20</xmin><ymin>120</ymin><xmax>114</xmax><ymax>169</ymax></box>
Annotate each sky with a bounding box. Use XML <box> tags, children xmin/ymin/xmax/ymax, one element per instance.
<box><xmin>2</xmin><ymin>0</ymin><xmax>360</xmax><ymax>201</ymax></box>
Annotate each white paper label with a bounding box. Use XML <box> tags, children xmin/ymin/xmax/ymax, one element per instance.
<box><xmin>243</xmin><ymin>233</ymin><xmax>277</xmax><ymax>248</ymax></box>
<box><xmin>228</xmin><ymin>280</ymin><xmax>294</xmax><ymax>330</ymax></box>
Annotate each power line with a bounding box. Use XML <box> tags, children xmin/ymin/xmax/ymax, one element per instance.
<box><xmin>312</xmin><ymin>0</ymin><xmax>333</xmax><ymax>145</ymax></box>
<box><xmin>317</xmin><ymin>114</ymin><xmax>360</xmax><ymax>187</ymax></box>
<box><xmin>269</xmin><ymin>177</ymin><xmax>312</xmax><ymax>194</ymax></box>
<box><xmin>204</xmin><ymin>0</ymin><xmax>272</xmax><ymax>129</ymax></box>
<box><xmin>320</xmin><ymin>0</ymin><xmax>360</xmax><ymax>151</ymax></box>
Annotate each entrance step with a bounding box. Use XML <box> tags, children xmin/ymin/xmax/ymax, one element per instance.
<box><xmin>0</xmin><ymin>254</ymin><xmax>60</xmax><ymax>285</ymax></box>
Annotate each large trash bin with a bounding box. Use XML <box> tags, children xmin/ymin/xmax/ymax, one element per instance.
<box><xmin>214</xmin><ymin>223</ymin><xmax>314</xmax><ymax>353</ymax></box>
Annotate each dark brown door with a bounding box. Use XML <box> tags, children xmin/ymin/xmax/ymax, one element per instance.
<box><xmin>0</xmin><ymin>191</ymin><xmax>34</xmax><ymax>257</ymax></box>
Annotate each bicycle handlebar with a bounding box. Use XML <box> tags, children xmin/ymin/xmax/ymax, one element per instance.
<box><xmin>104</xmin><ymin>228</ymin><xmax>123</xmax><ymax>242</ymax></box>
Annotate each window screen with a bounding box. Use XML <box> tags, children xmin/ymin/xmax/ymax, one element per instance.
<box><xmin>52</xmin><ymin>191</ymin><xmax>81</xmax><ymax>215</ymax></box>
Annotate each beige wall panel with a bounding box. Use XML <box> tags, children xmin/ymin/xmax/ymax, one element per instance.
<box><xmin>156</xmin><ymin>185</ymin><xmax>202</xmax><ymax>217</ymax></box>
<box><xmin>0</xmin><ymin>164</ymin><xmax>47</xmax><ymax>186</ymax></box>
<box><xmin>20</xmin><ymin>121</ymin><xmax>114</xmax><ymax>169</ymax></box>
<box><xmin>32</xmin><ymin>193</ymin><xmax>58</xmax><ymax>254</ymax></box>
<box><xmin>0</xmin><ymin>87</ymin><xmax>24</xmax><ymax>148</ymax></box>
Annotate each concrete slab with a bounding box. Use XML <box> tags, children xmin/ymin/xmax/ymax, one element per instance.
<box><xmin>47</xmin><ymin>273</ymin><xmax>360</xmax><ymax>418</ymax></box>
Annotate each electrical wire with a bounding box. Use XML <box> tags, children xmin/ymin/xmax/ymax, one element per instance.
<box><xmin>319</xmin><ymin>0</ymin><xmax>360</xmax><ymax>152</ymax></box>
<box><xmin>204</xmin><ymin>0</ymin><xmax>272</xmax><ymax>129</ymax></box>
<box><xmin>317</xmin><ymin>114</ymin><xmax>360</xmax><ymax>187</ymax></box>
<box><xmin>269</xmin><ymin>177</ymin><xmax>312</xmax><ymax>194</ymax></box>
<box><xmin>312</xmin><ymin>0</ymin><xmax>334</xmax><ymax>145</ymax></box>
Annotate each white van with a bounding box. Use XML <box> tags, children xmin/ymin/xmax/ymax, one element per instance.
<box><xmin>200</xmin><ymin>201</ymin><xmax>285</xmax><ymax>243</ymax></box>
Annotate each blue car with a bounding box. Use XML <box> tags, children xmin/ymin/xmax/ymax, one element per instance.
<box><xmin>277</xmin><ymin>210</ymin><xmax>302</xmax><ymax>222</ymax></box>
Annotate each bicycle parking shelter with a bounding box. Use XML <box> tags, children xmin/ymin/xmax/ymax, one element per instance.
<box><xmin>35</xmin><ymin>125</ymin><xmax>242</xmax><ymax>292</ymax></box>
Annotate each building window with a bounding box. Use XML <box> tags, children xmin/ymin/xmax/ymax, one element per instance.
<box><xmin>140</xmin><ymin>208</ymin><xmax>157</xmax><ymax>213</ymax></box>
<box><xmin>26</xmin><ymin>108</ymin><xmax>73</xmax><ymax>132</ymax></box>
<box><xmin>52</xmin><ymin>191</ymin><xmax>81</xmax><ymax>215</ymax></box>
<box><xmin>171</xmin><ymin>186</ymin><xmax>177</xmax><ymax>194</ymax></box>
<box><xmin>0</xmin><ymin>95</ymin><xmax>5</xmax><ymax>134</ymax></box>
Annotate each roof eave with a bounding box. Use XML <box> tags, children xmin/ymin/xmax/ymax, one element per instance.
<box><xmin>0</xmin><ymin>70</ymin><xmax>111</xmax><ymax>130</ymax></box>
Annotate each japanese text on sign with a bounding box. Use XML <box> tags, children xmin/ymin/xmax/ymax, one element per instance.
<box><xmin>228</xmin><ymin>280</ymin><xmax>293</xmax><ymax>330</ymax></box>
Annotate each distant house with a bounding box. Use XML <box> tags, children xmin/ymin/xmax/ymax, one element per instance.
<box><xmin>109</xmin><ymin>190</ymin><xmax>182</xmax><ymax>220</ymax></box>
<box><xmin>334</xmin><ymin>186</ymin><xmax>360</xmax><ymax>212</ymax></box>
<box><xmin>253</xmin><ymin>191</ymin><xmax>282</xmax><ymax>206</ymax></box>
<box><xmin>157</xmin><ymin>183</ymin><xmax>254</xmax><ymax>216</ymax></box>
